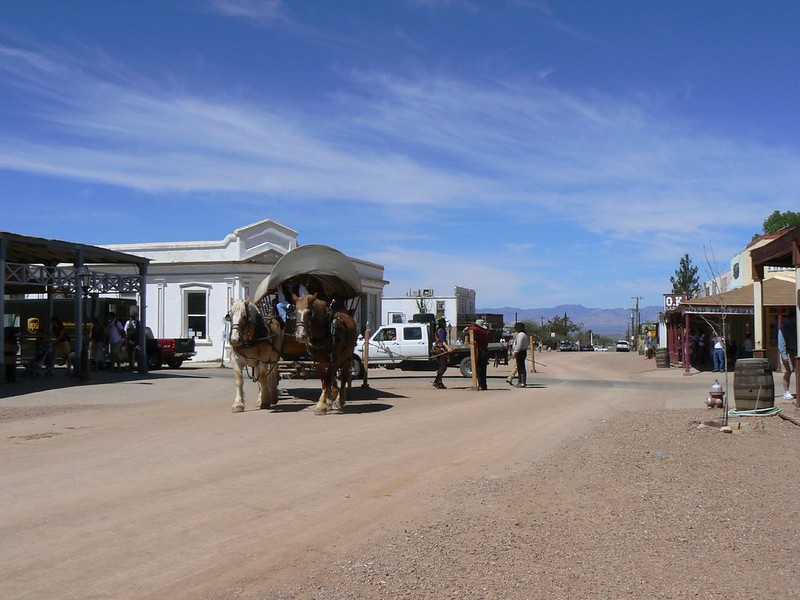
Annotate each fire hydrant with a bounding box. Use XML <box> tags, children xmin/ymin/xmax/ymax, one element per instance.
<box><xmin>706</xmin><ymin>379</ymin><xmax>725</xmax><ymax>408</ymax></box>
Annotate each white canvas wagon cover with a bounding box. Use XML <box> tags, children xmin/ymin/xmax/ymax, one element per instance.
<box><xmin>254</xmin><ymin>244</ymin><xmax>362</xmax><ymax>303</ymax></box>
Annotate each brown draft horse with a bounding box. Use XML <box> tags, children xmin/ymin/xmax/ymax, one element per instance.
<box><xmin>293</xmin><ymin>293</ymin><xmax>357</xmax><ymax>415</ymax></box>
<box><xmin>227</xmin><ymin>300</ymin><xmax>284</xmax><ymax>413</ymax></box>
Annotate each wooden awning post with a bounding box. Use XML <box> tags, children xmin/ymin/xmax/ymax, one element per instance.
<box><xmin>360</xmin><ymin>327</ymin><xmax>371</xmax><ymax>388</ymax></box>
<box><xmin>683</xmin><ymin>312</ymin><xmax>691</xmax><ymax>376</ymax></box>
<box><xmin>468</xmin><ymin>330</ymin><xmax>478</xmax><ymax>391</ymax></box>
<box><xmin>753</xmin><ymin>279</ymin><xmax>765</xmax><ymax>358</ymax></box>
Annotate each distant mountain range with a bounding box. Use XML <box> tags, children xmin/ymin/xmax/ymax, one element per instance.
<box><xmin>477</xmin><ymin>304</ymin><xmax>662</xmax><ymax>337</ymax></box>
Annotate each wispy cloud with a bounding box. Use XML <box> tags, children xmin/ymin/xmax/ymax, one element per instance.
<box><xmin>208</xmin><ymin>0</ymin><xmax>289</xmax><ymax>25</ymax></box>
<box><xmin>0</xmin><ymin>39</ymin><xmax>797</xmax><ymax>305</ymax></box>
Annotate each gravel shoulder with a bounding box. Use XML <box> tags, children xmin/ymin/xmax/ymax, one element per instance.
<box><xmin>1</xmin><ymin>353</ymin><xmax>798</xmax><ymax>599</ymax></box>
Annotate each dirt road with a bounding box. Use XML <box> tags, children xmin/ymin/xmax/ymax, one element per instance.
<box><xmin>1</xmin><ymin>353</ymin><xmax>797</xmax><ymax>599</ymax></box>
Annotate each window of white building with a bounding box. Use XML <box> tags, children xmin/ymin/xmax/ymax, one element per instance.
<box><xmin>185</xmin><ymin>289</ymin><xmax>209</xmax><ymax>341</ymax></box>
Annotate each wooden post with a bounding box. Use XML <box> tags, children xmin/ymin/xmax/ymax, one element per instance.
<box><xmin>530</xmin><ymin>338</ymin><xmax>536</xmax><ymax>374</ymax></box>
<box><xmin>468</xmin><ymin>330</ymin><xmax>478</xmax><ymax>391</ymax></box>
<box><xmin>360</xmin><ymin>327</ymin><xmax>371</xmax><ymax>388</ymax></box>
<box><xmin>683</xmin><ymin>312</ymin><xmax>691</xmax><ymax>376</ymax></box>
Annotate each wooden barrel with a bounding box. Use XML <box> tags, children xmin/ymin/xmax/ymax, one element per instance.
<box><xmin>655</xmin><ymin>347</ymin><xmax>670</xmax><ymax>368</ymax></box>
<box><xmin>733</xmin><ymin>358</ymin><xmax>774</xmax><ymax>410</ymax></box>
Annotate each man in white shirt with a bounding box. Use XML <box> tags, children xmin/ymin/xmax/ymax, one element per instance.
<box><xmin>511</xmin><ymin>322</ymin><xmax>530</xmax><ymax>388</ymax></box>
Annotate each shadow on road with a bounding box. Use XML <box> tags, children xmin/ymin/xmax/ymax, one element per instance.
<box><xmin>0</xmin><ymin>367</ymin><xmax>212</xmax><ymax>399</ymax></box>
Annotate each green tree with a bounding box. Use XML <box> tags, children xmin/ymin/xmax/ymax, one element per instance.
<box><xmin>548</xmin><ymin>312</ymin><xmax>583</xmax><ymax>337</ymax></box>
<box><xmin>759</xmin><ymin>210</ymin><xmax>800</xmax><ymax>236</ymax></box>
<box><xmin>670</xmin><ymin>253</ymin><xmax>701</xmax><ymax>298</ymax></box>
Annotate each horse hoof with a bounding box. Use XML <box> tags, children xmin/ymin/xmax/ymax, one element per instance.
<box><xmin>259</xmin><ymin>403</ymin><xmax>273</xmax><ymax>410</ymax></box>
<box><xmin>314</xmin><ymin>408</ymin><xmax>327</xmax><ymax>415</ymax></box>
<box><xmin>231</xmin><ymin>405</ymin><xmax>244</xmax><ymax>413</ymax></box>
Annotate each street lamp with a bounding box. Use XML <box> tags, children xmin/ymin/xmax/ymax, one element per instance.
<box><xmin>78</xmin><ymin>267</ymin><xmax>92</xmax><ymax>295</ymax></box>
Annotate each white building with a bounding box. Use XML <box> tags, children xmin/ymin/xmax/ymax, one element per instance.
<box><xmin>104</xmin><ymin>219</ymin><xmax>387</xmax><ymax>363</ymax></box>
<box><xmin>381</xmin><ymin>287</ymin><xmax>476</xmax><ymax>342</ymax></box>
<box><xmin>726</xmin><ymin>233</ymin><xmax>796</xmax><ymax>292</ymax></box>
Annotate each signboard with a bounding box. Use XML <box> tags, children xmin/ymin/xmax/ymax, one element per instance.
<box><xmin>683</xmin><ymin>306</ymin><xmax>754</xmax><ymax>315</ymax></box>
<box><xmin>663</xmin><ymin>294</ymin><xmax>686</xmax><ymax>311</ymax></box>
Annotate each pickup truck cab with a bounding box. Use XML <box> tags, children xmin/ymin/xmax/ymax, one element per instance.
<box><xmin>354</xmin><ymin>321</ymin><xmax>474</xmax><ymax>378</ymax></box>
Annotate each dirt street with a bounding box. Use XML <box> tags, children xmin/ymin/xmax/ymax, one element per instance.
<box><xmin>1</xmin><ymin>352</ymin><xmax>798</xmax><ymax>599</ymax></box>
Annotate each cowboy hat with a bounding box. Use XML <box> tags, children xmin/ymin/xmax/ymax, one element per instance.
<box><xmin>474</xmin><ymin>318</ymin><xmax>487</xmax><ymax>328</ymax></box>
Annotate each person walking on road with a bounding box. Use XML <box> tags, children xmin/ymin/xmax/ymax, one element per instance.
<box><xmin>432</xmin><ymin>317</ymin><xmax>452</xmax><ymax>389</ymax></box>
<box><xmin>510</xmin><ymin>322</ymin><xmax>529</xmax><ymax>388</ymax></box>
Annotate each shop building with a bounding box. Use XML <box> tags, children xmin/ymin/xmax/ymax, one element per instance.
<box><xmin>103</xmin><ymin>219</ymin><xmax>388</xmax><ymax>363</ymax></box>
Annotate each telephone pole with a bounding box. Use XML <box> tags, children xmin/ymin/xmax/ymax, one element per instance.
<box><xmin>631</xmin><ymin>296</ymin><xmax>644</xmax><ymax>347</ymax></box>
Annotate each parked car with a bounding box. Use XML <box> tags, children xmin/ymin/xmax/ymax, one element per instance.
<box><xmin>615</xmin><ymin>340</ymin><xmax>630</xmax><ymax>352</ymax></box>
<box><xmin>594</xmin><ymin>345</ymin><xmax>608</xmax><ymax>352</ymax></box>
<box><xmin>579</xmin><ymin>344</ymin><xmax>594</xmax><ymax>351</ymax></box>
<box><xmin>558</xmin><ymin>340</ymin><xmax>575</xmax><ymax>352</ymax></box>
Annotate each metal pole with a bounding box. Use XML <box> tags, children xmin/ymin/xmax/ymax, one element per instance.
<box><xmin>0</xmin><ymin>237</ymin><xmax>6</xmax><ymax>384</ymax></box>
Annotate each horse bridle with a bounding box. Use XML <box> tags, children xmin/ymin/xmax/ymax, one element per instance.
<box><xmin>227</xmin><ymin>302</ymin><xmax>280</xmax><ymax>348</ymax></box>
<box><xmin>295</xmin><ymin>297</ymin><xmax>331</xmax><ymax>350</ymax></box>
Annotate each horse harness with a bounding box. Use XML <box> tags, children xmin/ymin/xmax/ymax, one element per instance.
<box><xmin>229</xmin><ymin>303</ymin><xmax>281</xmax><ymax>381</ymax></box>
<box><xmin>296</xmin><ymin>300</ymin><xmax>344</xmax><ymax>362</ymax></box>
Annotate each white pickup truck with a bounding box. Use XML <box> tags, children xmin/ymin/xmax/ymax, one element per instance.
<box><xmin>353</xmin><ymin>320</ymin><xmax>505</xmax><ymax>379</ymax></box>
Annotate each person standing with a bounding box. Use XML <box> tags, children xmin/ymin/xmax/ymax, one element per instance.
<box><xmin>90</xmin><ymin>317</ymin><xmax>106</xmax><ymax>370</ymax></box>
<box><xmin>712</xmin><ymin>333</ymin><xmax>725</xmax><ymax>372</ymax></box>
<box><xmin>106</xmin><ymin>312</ymin><xmax>125</xmax><ymax>372</ymax></box>
<box><xmin>697</xmin><ymin>331</ymin><xmax>707</xmax><ymax>369</ymax></box>
<box><xmin>49</xmin><ymin>315</ymin><xmax>72</xmax><ymax>375</ymax></box>
<box><xmin>778</xmin><ymin>313</ymin><xmax>797</xmax><ymax>400</ymax></box>
<box><xmin>124</xmin><ymin>310</ymin><xmax>140</xmax><ymax>371</ymax></box>
<box><xmin>742</xmin><ymin>332</ymin><xmax>754</xmax><ymax>359</ymax></box>
<box><xmin>465</xmin><ymin>318</ymin><xmax>490</xmax><ymax>390</ymax></box>
<box><xmin>432</xmin><ymin>317</ymin><xmax>452</xmax><ymax>389</ymax></box>
<box><xmin>510</xmin><ymin>322</ymin><xmax>530</xmax><ymax>388</ymax></box>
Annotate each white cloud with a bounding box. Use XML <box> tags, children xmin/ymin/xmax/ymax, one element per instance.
<box><xmin>0</xmin><ymin>40</ymin><xmax>798</xmax><ymax>307</ymax></box>
<box><xmin>208</xmin><ymin>0</ymin><xmax>288</xmax><ymax>24</ymax></box>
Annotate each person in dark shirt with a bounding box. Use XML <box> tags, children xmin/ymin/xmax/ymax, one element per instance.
<box><xmin>465</xmin><ymin>318</ymin><xmax>490</xmax><ymax>390</ymax></box>
<box><xmin>432</xmin><ymin>317</ymin><xmax>452</xmax><ymax>389</ymax></box>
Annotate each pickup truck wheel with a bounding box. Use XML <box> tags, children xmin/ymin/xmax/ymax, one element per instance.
<box><xmin>350</xmin><ymin>356</ymin><xmax>363</xmax><ymax>379</ymax></box>
<box><xmin>167</xmin><ymin>360</ymin><xmax>183</xmax><ymax>369</ymax></box>
<box><xmin>459</xmin><ymin>356</ymin><xmax>472</xmax><ymax>378</ymax></box>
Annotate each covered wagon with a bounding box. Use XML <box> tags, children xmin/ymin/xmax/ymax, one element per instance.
<box><xmin>253</xmin><ymin>244</ymin><xmax>362</xmax><ymax>377</ymax></box>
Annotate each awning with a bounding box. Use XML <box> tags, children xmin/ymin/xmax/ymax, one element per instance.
<box><xmin>680</xmin><ymin>278</ymin><xmax>795</xmax><ymax>315</ymax></box>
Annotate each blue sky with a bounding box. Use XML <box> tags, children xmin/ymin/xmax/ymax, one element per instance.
<box><xmin>1</xmin><ymin>1</ymin><xmax>798</xmax><ymax>309</ymax></box>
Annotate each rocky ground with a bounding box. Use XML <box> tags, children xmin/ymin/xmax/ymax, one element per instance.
<box><xmin>272</xmin><ymin>407</ymin><xmax>799</xmax><ymax>599</ymax></box>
